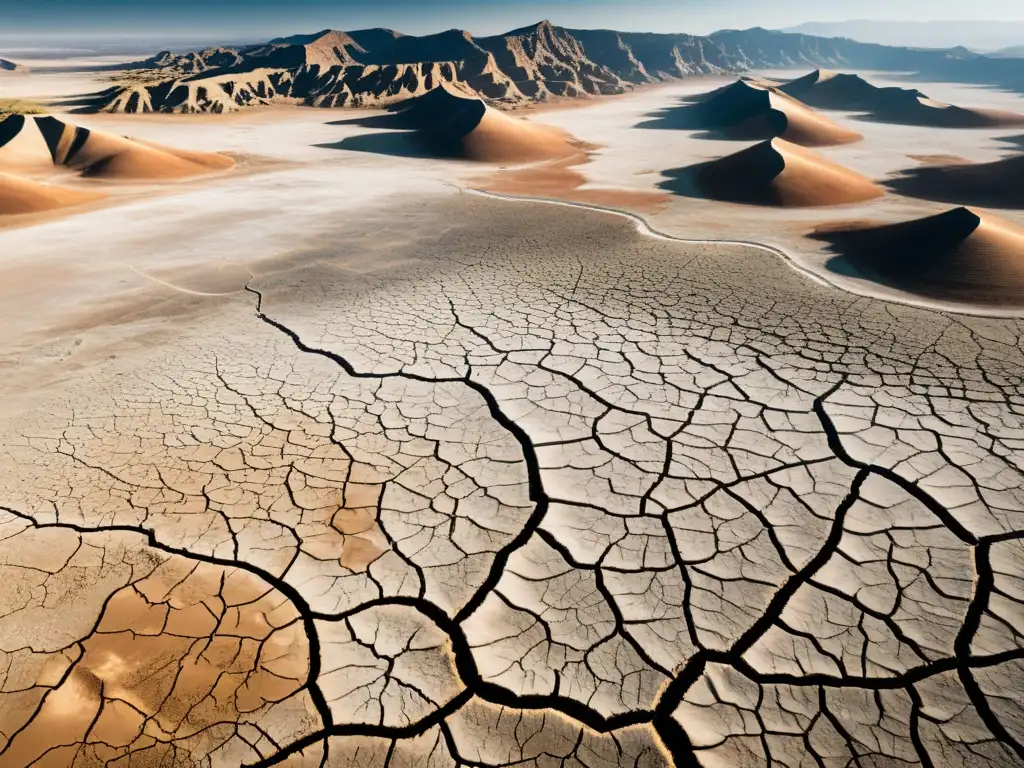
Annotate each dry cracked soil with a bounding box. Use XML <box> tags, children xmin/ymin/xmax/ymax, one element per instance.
<box><xmin>0</xmin><ymin>193</ymin><xmax>1022</xmax><ymax>767</ymax></box>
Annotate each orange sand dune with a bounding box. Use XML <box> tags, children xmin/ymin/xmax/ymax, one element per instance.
<box><xmin>34</xmin><ymin>116</ymin><xmax>235</xmax><ymax>180</ymax></box>
<box><xmin>644</xmin><ymin>79</ymin><xmax>862</xmax><ymax>147</ymax></box>
<box><xmin>384</xmin><ymin>84</ymin><xmax>584</xmax><ymax>162</ymax></box>
<box><xmin>0</xmin><ymin>172</ymin><xmax>104</xmax><ymax>216</ymax></box>
<box><xmin>0</xmin><ymin>114</ymin><xmax>53</xmax><ymax>170</ymax></box>
<box><xmin>887</xmin><ymin>153</ymin><xmax>1024</xmax><ymax>209</ymax></box>
<box><xmin>810</xmin><ymin>207</ymin><xmax>1024</xmax><ymax>306</ymax></box>
<box><xmin>685</xmin><ymin>138</ymin><xmax>883</xmax><ymax>207</ymax></box>
<box><xmin>781</xmin><ymin>70</ymin><xmax>1024</xmax><ymax>129</ymax></box>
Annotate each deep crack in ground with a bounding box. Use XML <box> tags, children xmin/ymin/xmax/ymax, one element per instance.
<box><xmin>0</xmin><ymin>194</ymin><xmax>1022</xmax><ymax>767</ymax></box>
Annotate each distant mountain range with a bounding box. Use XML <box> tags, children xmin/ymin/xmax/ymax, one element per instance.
<box><xmin>85</xmin><ymin>21</ymin><xmax>1024</xmax><ymax>114</ymax></box>
<box><xmin>991</xmin><ymin>45</ymin><xmax>1024</xmax><ymax>58</ymax></box>
<box><xmin>783</xmin><ymin>20</ymin><xmax>1024</xmax><ymax>52</ymax></box>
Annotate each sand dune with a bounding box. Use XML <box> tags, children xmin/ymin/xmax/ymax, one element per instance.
<box><xmin>810</xmin><ymin>207</ymin><xmax>1024</xmax><ymax>306</ymax></box>
<box><xmin>34</xmin><ymin>116</ymin><xmax>235</xmax><ymax>180</ymax></box>
<box><xmin>669</xmin><ymin>138</ymin><xmax>883</xmax><ymax>207</ymax></box>
<box><xmin>888</xmin><ymin>153</ymin><xmax>1024</xmax><ymax>208</ymax></box>
<box><xmin>641</xmin><ymin>79</ymin><xmax>862</xmax><ymax>147</ymax></box>
<box><xmin>0</xmin><ymin>114</ymin><xmax>53</xmax><ymax>170</ymax></box>
<box><xmin>781</xmin><ymin>70</ymin><xmax>1024</xmax><ymax>128</ymax></box>
<box><xmin>0</xmin><ymin>172</ymin><xmax>104</xmax><ymax>216</ymax></box>
<box><xmin>374</xmin><ymin>84</ymin><xmax>584</xmax><ymax>162</ymax></box>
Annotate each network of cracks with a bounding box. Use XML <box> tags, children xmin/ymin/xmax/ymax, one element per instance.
<box><xmin>0</xmin><ymin>197</ymin><xmax>1022</xmax><ymax>767</ymax></box>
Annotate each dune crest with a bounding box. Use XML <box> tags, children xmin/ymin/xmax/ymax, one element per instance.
<box><xmin>643</xmin><ymin>79</ymin><xmax>862</xmax><ymax>147</ymax></box>
<box><xmin>34</xmin><ymin>116</ymin><xmax>235</xmax><ymax>180</ymax></box>
<box><xmin>380</xmin><ymin>84</ymin><xmax>585</xmax><ymax>162</ymax></box>
<box><xmin>690</xmin><ymin>138</ymin><xmax>883</xmax><ymax>207</ymax></box>
<box><xmin>781</xmin><ymin>69</ymin><xmax>1024</xmax><ymax>128</ymax></box>
<box><xmin>0</xmin><ymin>172</ymin><xmax>105</xmax><ymax>216</ymax></box>
<box><xmin>810</xmin><ymin>207</ymin><xmax>1024</xmax><ymax>306</ymax></box>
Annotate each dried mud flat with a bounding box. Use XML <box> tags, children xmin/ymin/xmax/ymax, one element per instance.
<box><xmin>0</xmin><ymin>192</ymin><xmax>1022</xmax><ymax>767</ymax></box>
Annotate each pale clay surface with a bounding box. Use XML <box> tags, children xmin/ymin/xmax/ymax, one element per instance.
<box><xmin>0</xmin><ymin>66</ymin><xmax>1022</xmax><ymax>767</ymax></box>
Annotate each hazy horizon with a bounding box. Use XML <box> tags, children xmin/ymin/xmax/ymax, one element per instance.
<box><xmin>1</xmin><ymin>0</ymin><xmax>1022</xmax><ymax>40</ymax></box>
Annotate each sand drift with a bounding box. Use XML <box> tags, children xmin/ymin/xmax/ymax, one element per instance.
<box><xmin>812</xmin><ymin>207</ymin><xmax>1024</xmax><ymax>306</ymax></box>
<box><xmin>342</xmin><ymin>84</ymin><xmax>587</xmax><ymax>163</ymax></box>
<box><xmin>661</xmin><ymin>138</ymin><xmax>883</xmax><ymax>207</ymax></box>
<box><xmin>34</xmin><ymin>116</ymin><xmax>235</xmax><ymax>180</ymax></box>
<box><xmin>0</xmin><ymin>113</ymin><xmax>236</xmax><ymax>218</ymax></box>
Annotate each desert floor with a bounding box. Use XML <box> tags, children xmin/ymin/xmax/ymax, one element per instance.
<box><xmin>0</xmin><ymin>64</ymin><xmax>1022</xmax><ymax>768</ymax></box>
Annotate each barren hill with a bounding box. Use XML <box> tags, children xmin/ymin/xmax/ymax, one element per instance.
<box><xmin>350</xmin><ymin>84</ymin><xmax>586</xmax><ymax>162</ymax></box>
<box><xmin>34</xmin><ymin>116</ymin><xmax>234</xmax><ymax>179</ymax></box>
<box><xmin>0</xmin><ymin>114</ymin><xmax>52</xmax><ymax>169</ymax></box>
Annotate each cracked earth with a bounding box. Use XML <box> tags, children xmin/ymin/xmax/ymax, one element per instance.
<box><xmin>0</xmin><ymin>193</ymin><xmax>1022</xmax><ymax>767</ymax></box>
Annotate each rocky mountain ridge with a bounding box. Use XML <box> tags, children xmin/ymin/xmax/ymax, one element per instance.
<box><xmin>94</xmin><ymin>21</ymin><xmax>1012</xmax><ymax>113</ymax></box>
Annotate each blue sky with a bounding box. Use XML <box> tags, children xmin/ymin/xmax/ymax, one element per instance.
<box><xmin>0</xmin><ymin>0</ymin><xmax>1018</xmax><ymax>38</ymax></box>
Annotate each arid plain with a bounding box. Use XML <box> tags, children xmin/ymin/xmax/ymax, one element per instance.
<box><xmin>1</xmin><ymin>29</ymin><xmax>1024</xmax><ymax>768</ymax></box>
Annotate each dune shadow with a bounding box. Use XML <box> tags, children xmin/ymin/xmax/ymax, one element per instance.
<box><xmin>997</xmin><ymin>134</ymin><xmax>1024</xmax><ymax>148</ymax></box>
<box><xmin>0</xmin><ymin>113</ymin><xmax>25</xmax><ymax>148</ymax></box>
<box><xmin>636</xmin><ymin>112</ymin><xmax>766</xmax><ymax>140</ymax></box>
<box><xmin>635</xmin><ymin>89</ymin><xmax>789</xmax><ymax>143</ymax></box>
<box><xmin>885</xmin><ymin>168</ymin><xmax>1024</xmax><ymax>209</ymax></box>
<box><xmin>325</xmin><ymin>113</ymin><xmax>413</xmax><ymax>130</ymax></box>
<box><xmin>44</xmin><ymin>87</ymin><xmax>121</xmax><ymax>114</ymax></box>
<box><xmin>824</xmin><ymin>253</ymin><xmax>868</xmax><ymax>279</ymax></box>
<box><xmin>636</xmin><ymin>101</ymin><xmax>712</xmax><ymax>131</ymax></box>
<box><xmin>315</xmin><ymin>130</ymin><xmax>453</xmax><ymax>159</ymax></box>
<box><xmin>813</xmin><ymin>230</ymin><xmax>897</xmax><ymax>289</ymax></box>
<box><xmin>656</xmin><ymin>163</ymin><xmax>712</xmax><ymax>200</ymax></box>
<box><xmin>637</xmin><ymin>100</ymin><xmax>777</xmax><ymax>134</ymax></box>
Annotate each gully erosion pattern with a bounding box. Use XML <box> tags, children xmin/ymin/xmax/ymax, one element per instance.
<box><xmin>0</xmin><ymin>197</ymin><xmax>1022</xmax><ymax>767</ymax></box>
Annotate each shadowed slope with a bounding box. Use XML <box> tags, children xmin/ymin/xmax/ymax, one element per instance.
<box><xmin>640</xmin><ymin>79</ymin><xmax>862</xmax><ymax>147</ymax></box>
<box><xmin>661</xmin><ymin>138</ymin><xmax>883</xmax><ymax>207</ymax></box>
<box><xmin>887</xmin><ymin>154</ymin><xmax>1024</xmax><ymax>209</ymax></box>
<box><xmin>33</xmin><ymin>117</ymin><xmax>235</xmax><ymax>180</ymax></box>
<box><xmin>781</xmin><ymin>70</ymin><xmax>1024</xmax><ymax>128</ymax></box>
<box><xmin>811</xmin><ymin>207</ymin><xmax>1024</xmax><ymax>306</ymax></box>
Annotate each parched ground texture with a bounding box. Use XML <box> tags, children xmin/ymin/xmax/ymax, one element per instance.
<box><xmin>0</xmin><ymin>195</ymin><xmax>1022</xmax><ymax>767</ymax></box>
